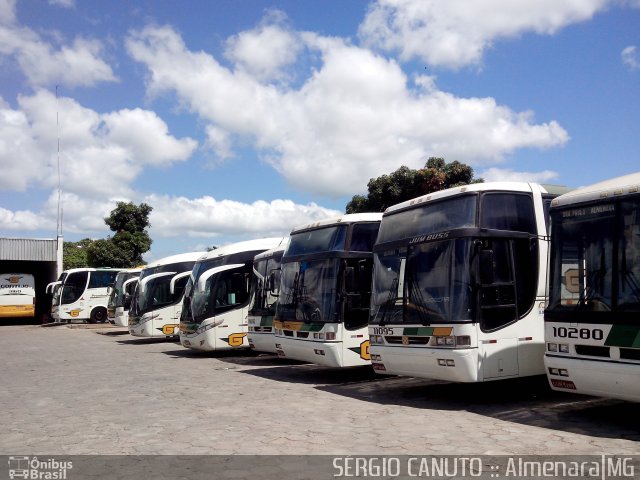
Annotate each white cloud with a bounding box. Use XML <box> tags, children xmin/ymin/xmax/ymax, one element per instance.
<box><xmin>479</xmin><ymin>167</ymin><xmax>559</xmax><ymax>183</ymax></box>
<box><xmin>0</xmin><ymin>98</ymin><xmax>49</xmax><ymax>191</ymax></box>
<box><xmin>225</xmin><ymin>11</ymin><xmax>302</xmax><ymax>83</ymax></box>
<box><xmin>622</xmin><ymin>45</ymin><xmax>640</xmax><ymax>70</ymax></box>
<box><xmin>102</xmin><ymin>108</ymin><xmax>197</xmax><ymax>167</ymax></box>
<box><xmin>146</xmin><ymin>194</ymin><xmax>341</xmax><ymax>238</ymax></box>
<box><xmin>127</xmin><ymin>24</ymin><xmax>568</xmax><ymax>197</ymax></box>
<box><xmin>48</xmin><ymin>0</ymin><xmax>75</xmax><ymax>7</ymax></box>
<box><xmin>0</xmin><ymin>10</ymin><xmax>115</xmax><ymax>87</ymax></box>
<box><xmin>0</xmin><ymin>206</ymin><xmax>50</xmax><ymax>231</ymax></box>
<box><xmin>0</xmin><ymin>0</ymin><xmax>16</xmax><ymax>25</ymax></box>
<box><xmin>0</xmin><ymin>193</ymin><xmax>342</xmax><ymax>242</ymax></box>
<box><xmin>204</xmin><ymin>125</ymin><xmax>234</xmax><ymax>163</ymax></box>
<box><xmin>0</xmin><ymin>90</ymin><xmax>197</xmax><ymax>197</ymax></box>
<box><xmin>359</xmin><ymin>0</ymin><xmax>611</xmax><ymax>68</ymax></box>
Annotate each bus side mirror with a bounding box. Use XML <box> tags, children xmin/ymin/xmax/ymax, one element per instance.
<box><xmin>124</xmin><ymin>293</ymin><xmax>132</xmax><ymax>310</ymax></box>
<box><xmin>269</xmin><ymin>269</ymin><xmax>281</xmax><ymax>296</ymax></box>
<box><xmin>479</xmin><ymin>249</ymin><xmax>495</xmax><ymax>285</ymax></box>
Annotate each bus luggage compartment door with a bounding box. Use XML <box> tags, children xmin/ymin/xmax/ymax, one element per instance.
<box><xmin>480</xmin><ymin>338</ymin><xmax>518</xmax><ymax>380</ymax></box>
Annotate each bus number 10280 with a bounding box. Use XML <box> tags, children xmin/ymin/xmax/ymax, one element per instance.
<box><xmin>551</xmin><ymin>326</ymin><xmax>604</xmax><ymax>341</ymax></box>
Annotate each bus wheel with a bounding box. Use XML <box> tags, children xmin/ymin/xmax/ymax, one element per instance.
<box><xmin>89</xmin><ymin>307</ymin><xmax>108</xmax><ymax>324</ymax></box>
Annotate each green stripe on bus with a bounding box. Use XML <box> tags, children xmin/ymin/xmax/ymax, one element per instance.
<box><xmin>605</xmin><ymin>325</ymin><xmax>640</xmax><ymax>348</ymax></box>
<box><xmin>301</xmin><ymin>323</ymin><xmax>324</xmax><ymax>332</ymax></box>
<box><xmin>403</xmin><ymin>327</ymin><xmax>433</xmax><ymax>336</ymax></box>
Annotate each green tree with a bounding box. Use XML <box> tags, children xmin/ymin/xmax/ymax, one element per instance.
<box><xmin>345</xmin><ymin>157</ymin><xmax>483</xmax><ymax>213</ymax></box>
<box><xmin>62</xmin><ymin>238</ymin><xmax>93</xmax><ymax>270</ymax></box>
<box><xmin>85</xmin><ymin>202</ymin><xmax>153</xmax><ymax>268</ymax></box>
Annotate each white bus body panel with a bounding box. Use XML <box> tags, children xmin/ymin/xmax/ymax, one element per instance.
<box><xmin>544</xmin><ymin>321</ymin><xmax>640</xmax><ymax>402</ymax></box>
<box><xmin>369</xmin><ymin>309</ymin><xmax>546</xmax><ymax>382</ymax></box>
<box><xmin>274</xmin><ymin>323</ymin><xmax>370</xmax><ymax>368</ymax></box>
<box><xmin>180</xmin><ymin>306</ymin><xmax>251</xmax><ymax>351</ymax></box>
<box><xmin>129</xmin><ymin>302</ymin><xmax>182</xmax><ymax>337</ymax></box>
<box><xmin>247</xmin><ymin>314</ymin><xmax>277</xmax><ymax>354</ymax></box>
<box><xmin>112</xmin><ymin>307</ymin><xmax>128</xmax><ymax>327</ymax></box>
<box><xmin>0</xmin><ymin>273</ymin><xmax>35</xmax><ymax>318</ymax></box>
<box><xmin>545</xmin><ymin>355</ymin><xmax>640</xmax><ymax>403</ymax></box>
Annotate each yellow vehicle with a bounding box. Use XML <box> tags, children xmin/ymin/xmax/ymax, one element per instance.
<box><xmin>0</xmin><ymin>273</ymin><xmax>35</xmax><ymax>318</ymax></box>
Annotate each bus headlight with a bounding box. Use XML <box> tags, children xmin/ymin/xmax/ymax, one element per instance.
<box><xmin>436</xmin><ymin>336</ymin><xmax>456</xmax><ymax>346</ymax></box>
<box><xmin>547</xmin><ymin>343</ymin><xmax>558</xmax><ymax>352</ymax></box>
<box><xmin>559</xmin><ymin>344</ymin><xmax>570</xmax><ymax>353</ymax></box>
<box><xmin>325</xmin><ymin>332</ymin><xmax>336</xmax><ymax>341</ymax></box>
<box><xmin>455</xmin><ymin>336</ymin><xmax>471</xmax><ymax>347</ymax></box>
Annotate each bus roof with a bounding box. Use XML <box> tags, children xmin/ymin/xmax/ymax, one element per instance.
<box><xmin>384</xmin><ymin>182</ymin><xmax>567</xmax><ymax>215</ymax></box>
<box><xmin>115</xmin><ymin>267</ymin><xmax>143</xmax><ymax>275</ymax></box>
<box><xmin>197</xmin><ymin>237</ymin><xmax>287</xmax><ymax>262</ymax></box>
<box><xmin>551</xmin><ymin>172</ymin><xmax>640</xmax><ymax>208</ymax></box>
<box><xmin>290</xmin><ymin>213</ymin><xmax>382</xmax><ymax>234</ymax></box>
<box><xmin>143</xmin><ymin>251</ymin><xmax>207</xmax><ymax>269</ymax></box>
<box><xmin>63</xmin><ymin>267</ymin><xmax>124</xmax><ymax>274</ymax></box>
<box><xmin>253</xmin><ymin>238</ymin><xmax>289</xmax><ymax>262</ymax></box>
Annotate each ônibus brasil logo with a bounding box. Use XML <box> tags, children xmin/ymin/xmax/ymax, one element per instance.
<box><xmin>8</xmin><ymin>456</ymin><xmax>73</xmax><ymax>479</ymax></box>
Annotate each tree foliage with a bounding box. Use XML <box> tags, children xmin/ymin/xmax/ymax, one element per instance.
<box><xmin>84</xmin><ymin>202</ymin><xmax>153</xmax><ymax>268</ymax></box>
<box><xmin>345</xmin><ymin>157</ymin><xmax>483</xmax><ymax>213</ymax></box>
<box><xmin>62</xmin><ymin>238</ymin><xmax>93</xmax><ymax>270</ymax></box>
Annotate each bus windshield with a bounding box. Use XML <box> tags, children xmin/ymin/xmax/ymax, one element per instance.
<box><xmin>183</xmin><ymin>259</ymin><xmax>252</xmax><ymax>324</ymax></box>
<box><xmin>132</xmin><ymin>262</ymin><xmax>195</xmax><ymax>316</ymax></box>
<box><xmin>61</xmin><ymin>271</ymin><xmax>88</xmax><ymax>305</ymax></box>
<box><xmin>250</xmin><ymin>255</ymin><xmax>283</xmax><ymax>317</ymax></box>
<box><xmin>548</xmin><ymin>199</ymin><xmax>640</xmax><ymax>313</ymax></box>
<box><xmin>286</xmin><ymin>226</ymin><xmax>347</xmax><ymax>256</ymax></box>
<box><xmin>108</xmin><ymin>272</ymin><xmax>139</xmax><ymax>308</ymax></box>
<box><xmin>135</xmin><ymin>273</ymin><xmax>188</xmax><ymax>315</ymax></box>
<box><xmin>277</xmin><ymin>258</ymin><xmax>340</xmax><ymax>324</ymax></box>
<box><xmin>370</xmin><ymin>239</ymin><xmax>474</xmax><ymax>325</ymax></box>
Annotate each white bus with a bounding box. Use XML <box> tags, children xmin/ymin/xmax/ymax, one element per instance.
<box><xmin>128</xmin><ymin>252</ymin><xmax>204</xmax><ymax>338</ymax></box>
<box><xmin>545</xmin><ymin>172</ymin><xmax>640</xmax><ymax>402</ymax></box>
<box><xmin>107</xmin><ymin>268</ymin><xmax>142</xmax><ymax>327</ymax></box>
<box><xmin>47</xmin><ymin>271</ymin><xmax>68</xmax><ymax>322</ymax></box>
<box><xmin>247</xmin><ymin>241</ymin><xmax>288</xmax><ymax>353</ymax></box>
<box><xmin>368</xmin><ymin>182</ymin><xmax>569</xmax><ymax>382</ymax></box>
<box><xmin>54</xmin><ymin>268</ymin><xmax>122</xmax><ymax>323</ymax></box>
<box><xmin>0</xmin><ymin>273</ymin><xmax>36</xmax><ymax>318</ymax></box>
<box><xmin>179</xmin><ymin>238</ymin><xmax>286</xmax><ymax>352</ymax></box>
<box><xmin>273</xmin><ymin>213</ymin><xmax>382</xmax><ymax>367</ymax></box>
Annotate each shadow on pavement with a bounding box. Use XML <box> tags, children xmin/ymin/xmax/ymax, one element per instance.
<box><xmin>159</xmin><ymin>347</ymin><xmax>308</xmax><ymax>368</ymax></box>
<box><xmin>314</xmin><ymin>373</ymin><xmax>640</xmax><ymax>441</ymax></box>
<box><xmin>116</xmin><ymin>337</ymin><xmax>180</xmax><ymax>345</ymax></box>
<box><xmin>240</xmin><ymin>363</ymin><xmax>379</xmax><ymax>385</ymax></box>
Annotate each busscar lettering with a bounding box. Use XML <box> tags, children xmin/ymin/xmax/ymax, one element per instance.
<box><xmin>409</xmin><ymin>231</ymin><xmax>450</xmax><ymax>244</ymax></box>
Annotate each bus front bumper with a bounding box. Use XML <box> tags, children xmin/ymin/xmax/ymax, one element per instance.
<box><xmin>370</xmin><ymin>345</ymin><xmax>480</xmax><ymax>382</ymax></box>
<box><xmin>275</xmin><ymin>337</ymin><xmax>346</xmax><ymax>367</ymax></box>
<box><xmin>248</xmin><ymin>332</ymin><xmax>278</xmax><ymax>354</ymax></box>
<box><xmin>545</xmin><ymin>354</ymin><xmax>640</xmax><ymax>402</ymax></box>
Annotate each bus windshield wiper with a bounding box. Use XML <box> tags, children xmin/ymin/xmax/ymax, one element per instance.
<box><xmin>378</xmin><ymin>277</ymin><xmax>401</xmax><ymax>326</ymax></box>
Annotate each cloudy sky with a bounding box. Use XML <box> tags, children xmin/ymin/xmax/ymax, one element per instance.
<box><xmin>1</xmin><ymin>0</ymin><xmax>639</xmax><ymax>260</ymax></box>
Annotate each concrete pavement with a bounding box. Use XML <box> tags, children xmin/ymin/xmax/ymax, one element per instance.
<box><xmin>0</xmin><ymin>325</ymin><xmax>638</xmax><ymax>456</ymax></box>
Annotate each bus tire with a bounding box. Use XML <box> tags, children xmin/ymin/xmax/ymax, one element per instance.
<box><xmin>89</xmin><ymin>307</ymin><xmax>108</xmax><ymax>324</ymax></box>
